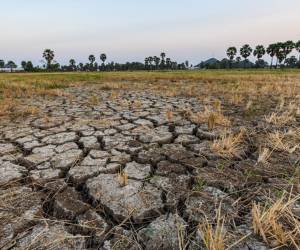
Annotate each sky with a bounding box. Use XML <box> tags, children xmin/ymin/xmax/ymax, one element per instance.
<box><xmin>1</xmin><ymin>0</ymin><xmax>300</xmax><ymax>65</ymax></box>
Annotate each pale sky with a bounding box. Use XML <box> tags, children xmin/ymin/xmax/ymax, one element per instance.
<box><xmin>1</xmin><ymin>0</ymin><xmax>300</xmax><ymax>65</ymax></box>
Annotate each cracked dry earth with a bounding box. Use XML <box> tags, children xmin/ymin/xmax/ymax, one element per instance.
<box><xmin>1</xmin><ymin>85</ymin><xmax>294</xmax><ymax>250</ymax></box>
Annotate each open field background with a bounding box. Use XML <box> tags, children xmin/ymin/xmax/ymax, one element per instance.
<box><xmin>1</xmin><ymin>70</ymin><xmax>300</xmax><ymax>117</ymax></box>
<box><xmin>0</xmin><ymin>70</ymin><xmax>300</xmax><ymax>249</ymax></box>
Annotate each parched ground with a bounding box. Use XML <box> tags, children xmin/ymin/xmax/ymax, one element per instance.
<box><xmin>0</xmin><ymin>72</ymin><xmax>300</xmax><ymax>249</ymax></box>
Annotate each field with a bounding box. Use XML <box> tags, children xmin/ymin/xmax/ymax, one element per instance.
<box><xmin>1</xmin><ymin>70</ymin><xmax>300</xmax><ymax>249</ymax></box>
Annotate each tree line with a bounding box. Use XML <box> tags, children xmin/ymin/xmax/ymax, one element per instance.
<box><xmin>0</xmin><ymin>50</ymin><xmax>189</xmax><ymax>72</ymax></box>
<box><xmin>222</xmin><ymin>40</ymin><xmax>300</xmax><ymax>69</ymax></box>
<box><xmin>1</xmin><ymin>41</ymin><xmax>300</xmax><ymax>72</ymax></box>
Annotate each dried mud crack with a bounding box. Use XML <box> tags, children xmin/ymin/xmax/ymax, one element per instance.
<box><xmin>1</xmin><ymin>84</ymin><xmax>300</xmax><ymax>250</ymax></box>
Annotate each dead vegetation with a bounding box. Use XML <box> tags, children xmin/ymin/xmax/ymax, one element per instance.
<box><xmin>252</xmin><ymin>193</ymin><xmax>300</xmax><ymax>249</ymax></box>
<box><xmin>0</xmin><ymin>70</ymin><xmax>300</xmax><ymax>249</ymax></box>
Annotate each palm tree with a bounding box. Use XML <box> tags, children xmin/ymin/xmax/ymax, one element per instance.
<box><xmin>267</xmin><ymin>44</ymin><xmax>277</xmax><ymax>69</ymax></box>
<box><xmin>69</xmin><ymin>59</ymin><xmax>76</xmax><ymax>71</ymax></box>
<box><xmin>295</xmin><ymin>40</ymin><xmax>300</xmax><ymax>61</ymax></box>
<box><xmin>274</xmin><ymin>42</ymin><xmax>284</xmax><ymax>68</ymax></box>
<box><xmin>253</xmin><ymin>45</ymin><xmax>265</xmax><ymax>60</ymax></box>
<box><xmin>21</xmin><ymin>61</ymin><xmax>27</xmax><ymax>70</ymax></box>
<box><xmin>160</xmin><ymin>52</ymin><xmax>166</xmax><ymax>69</ymax></box>
<box><xmin>154</xmin><ymin>56</ymin><xmax>160</xmax><ymax>69</ymax></box>
<box><xmin>78</xmin><ymin>63</ymin><xmax>84</xmax><ymax>71</ymax></box>
<box><xmin>148</xmin><ymin>56</ymin><xmax>154</xmax><ymax>70</ymax></box>
<box><xmin>240</xmin><ymin>44</ymin><xmax>253</xmax><ymax>68</ymax></box>
<box><xmin>226</xmin><ymin>47</ymin><xmax>237</xmax><ymax>68</ymax></box>
<box><xmin>88</xmin><ymin>55</ymin><xmax>95</xmax><ymax>64</ymax></box>
<box><xmin>88</xmin><ymin>55</ymin><xmax>96</xmax><ymax>71</ymax></box>
<box><xmin>43</xmin><ymin>49</ymin><xmax>55</xmax><ymax>69</ymax></box>
<box><xmin>166</xmin><ymin>58</ymin><xmax>172</xmax><ymax>69</ymax></box>
<box><xmin>282</xmin><ymin>41</ymin><xmax>295</xmax><ymax>61</ymax></box>
<box><xmin>100</xmin><ymin>53</ymin><xmax>107</xmax><ymax>70</ymax></box>
<box><xmin>144</xmin><ymin>58</ymin><xmax>149</xmax><ymax>70</ymax></box>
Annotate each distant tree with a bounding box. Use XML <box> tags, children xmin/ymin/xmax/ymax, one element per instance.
<box><xmin>69</xmin><ymin>59</ymin><xmax>76</xmax><ymax>71</ymax></box>
<box><xmin>43</xmin><ymin>49</ymin><xmax>55</xmax><ymax>70</ymax></box>
<box><xmin>6</xmin><ymin>61</ymin><xmax>17</xmax><ymax>72</ymax></box>
<box><xmin>0</xmin><ymin>59</ymin><xmax>4</xmax><ymax>68</ymax></box>
<box><xmin>88</xmin><ymin>55</ymin><xmax>96</xmax><ymax>71</ymax></box>
<box><xmin>253</xmin><ymin>45</ymin><xmax>265</xmax><ymax>60</ymax></box>
<box><xmin>21</xmin><ymin>61</ymin><xmax>27</xmax><ymax>70</ymax></box>
<box><xmin>26</xmin><ymin>61</ymin><xmax>34</xmax><ymax>71</ymax></box>
<box><xmin>240</xmin><ymin>44</ymin><xmax>253</xmax><ymax>68</ymax></box>
<box><xmin>226</xmin><ymin>47</ymin><xmax>237</xmax><ymax>68</ymax></box>
<box><xmin>295</xmin><ymin>41</ymin><xmax>300</xmax><ymax>60</ymax></box>
<box><xmin>100</xmin><ymin>53</ymin><xmax>107</xmax><ymax>70</ymax></box>
<box><xmin>267</xmin><ymin>44</ymin><xmax>277</xmax><ymax>69</ymax></box>
<box><xmin>253</xmin><ymin>45</ymin><xmax>266</xmax><ymax>68</ymax></box>
<box><xmin>285</xmin><ymin>56</ymin><xmax>297</xmax><ymax>68</ymax></box>
<box><xmin>166</xmin><ymin>58</ymin><xmax>171</xmax><ymax>69</ymax></box>
<box><xmin>185</xmin><ymin>60</ymin><xmax>189</xmax><ymax>69</ymax></box>
<box><xmin>78</xmin><ymin>63</ymin><xmax>84</xmax><ymax>71</ymax></box>
<box><xmin>282</xmin><ymin>41</ymin><xmax>295</xmax><ymax>63</ymax></box>
<box><xmin>100</xmin><ymin>54</ymin><xmax>107</xmax><ymax>64</ymax></box>
<box><xmin>148</xmin><ymin>56</ymin><xmax>154</xmax><ymax>70</ymax></box>
<box><xmin>88</xmin><ymin>55</ymin><xmax>96</xmax><ymax>64</ymax></box>
<box><xmin>153</xmin><ymin>56</ymin><xmax>160</xmax><ymax>69</ymax></box>
<box><xmin>274</xmin><ymin>42</ymin><xmax>285</xmax><ymax>68</ymax></box>
<box><xmin>296</xmin><ymin>40</ymin><xmax>300</xmax><ymax>68</ymax></box>
<box><xmin>160</xmin><ymin>52</ymin><xmax>166</xmax><ymax>69</ymax></box>
<box><xmin>144</xmin><ymin>58</ymin><xmax>149</xmax><ymax>70</ymax></box>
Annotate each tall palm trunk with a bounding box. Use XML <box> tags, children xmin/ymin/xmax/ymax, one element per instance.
<box><xmin>270</xmin><ymin>57</ymin><xmax>273</xmax><ymax>69</ymax></box>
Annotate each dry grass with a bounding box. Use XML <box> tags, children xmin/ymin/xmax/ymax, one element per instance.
<box><xmin>198</xmin><ymin>205</ymin><xmax>227</xmax><ymax>250</ymax></box>
<box><xmin>252</xmin><ymin>193</ymin><xmax>300</xmax><ymax>249</ymax></box>
<box><xmin>211</xmin><ymin>129</ymin><xmax>246</xmax><ymax>159</ymax></box>
<box><xmin>257</xmin><ymin>147</ymin><xmax>272</xmax><ymax>165</ymax></box>
<box><xmin>268</xmin><ymin>130</ymin><xmax>299</xmax><ymax>154</ymax></box>
<box><xmin>166</xmin><ymin>110</ymin><xmax>174</xmax><ymax>122</ymax></box>
<box><xmin>265</xmin><ymin>111</ymin><xmax>296</xmax><ymax>126</ymax></box>
<box><xmin>190</xmin><ymin>106</ymin><xmax>231</xmax><ymax>129</ymax></box>
<box><xmin>117</xmin><ymin>170</ymin><xmax>128</xmax><ymax>187</ymax></box>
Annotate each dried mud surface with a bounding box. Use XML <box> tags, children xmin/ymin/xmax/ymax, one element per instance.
<box><xmin>1</xmin><ymin>84</ymin><xmax>299</xmax><ymax>250</ymax></box>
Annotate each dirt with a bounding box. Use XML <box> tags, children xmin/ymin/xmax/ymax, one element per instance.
<box><xmin>0</xmin><ymin>84</ymin><xmax>299</xmax><ymax>249</ymax></box>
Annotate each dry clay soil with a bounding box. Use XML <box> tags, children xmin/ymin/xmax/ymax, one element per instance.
<box><xmin>1</xmin><ymin>85</ymin><xmax>299</xmax><ymax>250</ymax></box>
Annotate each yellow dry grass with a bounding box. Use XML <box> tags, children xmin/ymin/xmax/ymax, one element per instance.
<box><xmin>198</xmin><ymin>205</ymin><xmax>227</xmax><ymax>250</ymax></box>
<box><xmin>211</xmin><ymin>129</ymin><xmax>246</xmax><ymax>159</ymax></box>
<box><xmin>252</xmin><ymin>193</ymin><xmax>300</xmax><ymax>249</ymax></box>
